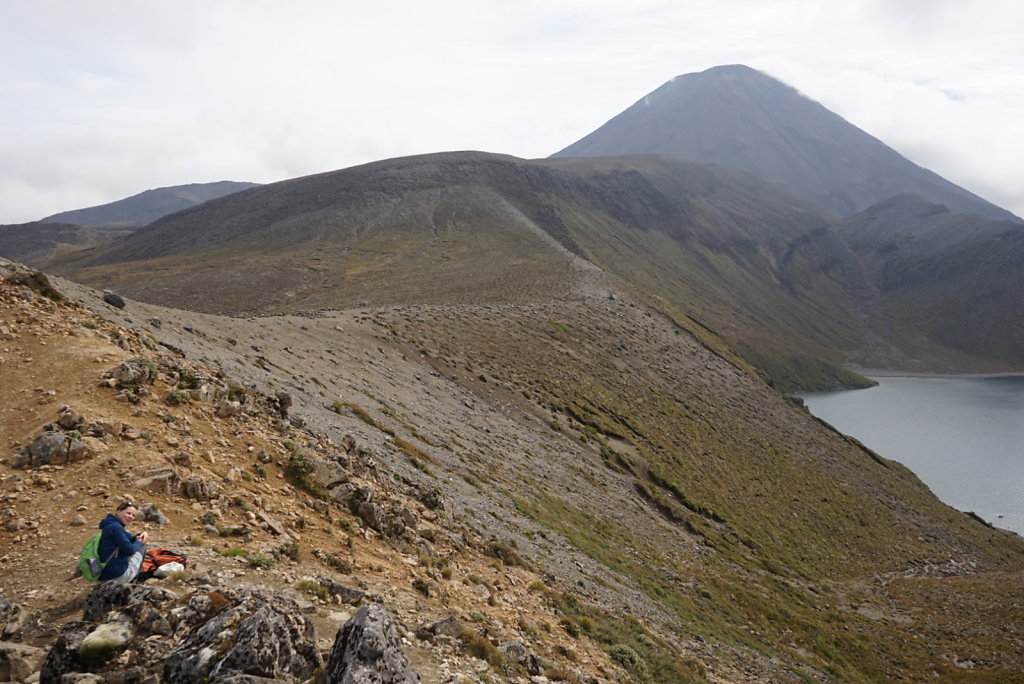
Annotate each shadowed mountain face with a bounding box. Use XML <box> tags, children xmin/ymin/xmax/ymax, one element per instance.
<box><xmin>0</xmin><ymin>221</ymin><xmax>135</xmax><ymax>268</ymax></box>
<box><xmin>40</xmin><ymin>180</ymin><xmax>260</xmax><ymax>228</ymax></box>
<box><xmin>553</xmin><ymin>65</ymin><xmax>1018</xmax><ymax>222</ymax></box>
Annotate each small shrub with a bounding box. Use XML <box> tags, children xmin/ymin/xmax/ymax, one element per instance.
<box><xmin>459</xmin><ymin>629</ymin><xmax>504</xmax><ymax>667</ymax></box>
<box><xmin>220</xmin><ymin>547</ymin><xmax>247</xmax><ymax>558</ymax></box>
<box><xmin>324</xmin><ymin>552</ymin><xmax>353</xmax><ymax>574</ymax></box>
<box><xmin>166</xmin><ymin>389</ymin><xmax>189</xmax><ymax>406</ymax></box>
<box><xmin>609</xmin><ymin>644</ymin><xmax>648</xmax><ymax>678</ymax></box>
<box><xmin>484</xmin><ymin>541</ymin><xmax>525</xmax><ymax>567</ymax></box>
<box><xmin>295</xmin><ymin>579</ymin><xmax>329</xmax><ymax>600</ymax></box>
<box><xmin>285</xmin><ymin>451</ymin><xmax>327</xmax><ymax>500</ymax></box>
<box><xmin>245</xmin><ymin>551</ymin><xmax>275</xmax><ymax>569</ymax></box>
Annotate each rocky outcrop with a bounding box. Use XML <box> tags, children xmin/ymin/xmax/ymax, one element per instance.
<box><xmin>12</xmin><ymin>430</ymin><xmax>90</xmax><ymax>468</ymax></box>
<box><xmin>164</xmin><ymin>590</ymin><xmax>322</xmax><ymax>682</ymax></box>
<box><xmin>324</xmin><ymin>603</ymin><xmax>418</xmax><ymax>683</ymax></box>
<box><xmin>41</xmin><ymin>583</ymin><xmax>325</xmax><ymax>684</ymax></box>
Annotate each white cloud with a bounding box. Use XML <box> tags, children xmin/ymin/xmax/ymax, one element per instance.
<box><xmin>1</xmin><ymin>0</ymin><xmax>1022</xmax><ymax>222</ymax></box>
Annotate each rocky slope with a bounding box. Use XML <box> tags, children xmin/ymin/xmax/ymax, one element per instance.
<box><xmin>3</xmin><ymin>258</ymin><xmax>1023</xmax><ymax>682</ymax></box>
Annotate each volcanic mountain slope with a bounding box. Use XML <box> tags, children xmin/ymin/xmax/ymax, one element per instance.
<box><xmin>4</xmin><ymin>259</ymin><xmax>1023</xmax><ymax>681</ymax></box>
<box><xmin>40</xmin><ymin>180</ymin><xmax>261</xmax><ymax>228</ymax></box>
<box><xmin>0</xmin><ymin>222</ymin><xmax>135</xmax><ymax>271</ymax></box>
<box><xmin>50</xmin><ymin>151</ymin><xmax>875</xmax><ymax>391</ymax></box>
<box><xmin>779</xmin><ymin>194</ymin><xmax>1024</xmax><ymax>371</ymax></box>
<box><xmin>553</xmin><ymin>64</ymin><xmax>1018</xmax><ymax>222</ymax></box>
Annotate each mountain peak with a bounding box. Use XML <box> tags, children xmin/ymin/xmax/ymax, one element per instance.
<box><xmin>553</xmin><ymin>66</ymin><xmax>1016</xmax><ymax>222</ymax></box>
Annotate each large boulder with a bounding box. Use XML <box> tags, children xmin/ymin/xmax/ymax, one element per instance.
<box><xmin>324</xmin><ymin>603</ymin><xmax>418</xmax><ymax>683</ymax></box>
<box><xmin>13</xmin><ymin>431</ymin><xmax>90</xmax><ymax>468</ymax></box>
<box><xmin>163</xmin><ymin>591</ymin><xmax>322</xmax><ymax>683</ymax></box>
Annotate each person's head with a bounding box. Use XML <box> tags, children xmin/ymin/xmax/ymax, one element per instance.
<box><xmin>115</xmin><ymin>500</ymin><xmax>139</xmax><ymax>525</ymax></box>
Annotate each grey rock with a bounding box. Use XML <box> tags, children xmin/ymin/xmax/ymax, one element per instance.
<box><xmin>163</xmin><ymin>591</ymin><xmax>322</xmax><ymax>683</ymax></box>
<box><xmin>357</xmin><ymin>502</ymin><xmax>389</xmax><ymax>534</ymax></box>
<box><xmin>13</xmin><ymin>431</ymin><xmax>91</xmax><ymax>468</ymax></box>
<box><xmin>169</xmin><ymin>451</ymin><xmax>193</xmax><ymax>468</ymax></box>
<box><xmin>415</xmin><ymin>616</ymin><xmax>462</xmax><ymax>641</ymax></box>
<box><xmin>79</xmin><ymin>622</ymin><xmax>132</xmax><ymax>668</ymax></box>
<box><xmin>39</xmin><ymin>620</ymin><xmax>94</xmax><ymax>684</ymax></box>
<box><xmin>500</xmin><ymin>640</ymin><xmax>542</xmax><ymax>676</ymax></box>
<box><xmin>136</xmin><ymin>467</ymin><xmax>182</xmax><ymax>495</ymax></box>
<box><xmin>182</xmin><ymin>476</ymin><xmax>221</xmax><ymax>501</ymax></box>
<box><xmin>111</xmin><ymin>359</ymin><xmax>153</xmax><ymax>386</ymax></box>
<box><xmin>325</xmin><ymin>604</ymin><xmax>418</xmax><ymax>683</ymax></box>
<box><xmin>316</xmin><ymin>577</ymin><xmax>367</xmax><ymax>605</ymax></box>
<box><xmin>83</xmin><ymin>583</ymin><xmax>175</xmax><ymax>623</ymax></box>
<box><xmin>216</xmin><ymin>400</ymin><xmax>242</xmax><ymax>418</ymax></box>
<box><xmin>57</xmin><ymin>407</ymin><xmax>84</xmax><ymax>430</ymax></box>
<box><xmin>102</xmin><ymin>292</ymin><xmax>126</xmax><ymax>308</ymax></box>
<box><xmin>140</xmin><ymin>502</ymin><xmax>169</xmax><ymax>525</ymax></box>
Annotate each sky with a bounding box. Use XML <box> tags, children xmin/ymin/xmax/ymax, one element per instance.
<box><xmin>2</xmin><ymin>0</ymin><xmax>1023</xmax><ymax>223</ymax></box>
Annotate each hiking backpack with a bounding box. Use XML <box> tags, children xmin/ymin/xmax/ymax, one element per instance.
<box><xmin>78</xmin><ymin>531</ymin><xmax>116</xmax><ymax>581</ymax></box>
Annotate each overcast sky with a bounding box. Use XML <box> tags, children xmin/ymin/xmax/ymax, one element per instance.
<box><xmin>2</xmin><ymin>0</ymin><xmax>1023</xmax><ymax>223</ymax></box>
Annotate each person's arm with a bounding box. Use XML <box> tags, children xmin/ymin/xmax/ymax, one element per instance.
<box><xmin>109</xmin><ymin>524</ymin><xmax>143</xmax><ymax>556</ymax></box>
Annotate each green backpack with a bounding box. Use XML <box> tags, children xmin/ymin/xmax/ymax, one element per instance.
<box><xmin>78</xmin><ymin>531</ymin><xmax>116</xmax><ymax>581</ymax></box>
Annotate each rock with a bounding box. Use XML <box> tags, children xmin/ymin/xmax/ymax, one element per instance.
<box><xmin>136</xmin><ymin>467</ymin><xmax>182</xmax><ymax>495</ymax></box>
<box><xmin>13</xmin><ymin>431</ymin><xmax>91</xmax><ymax>468</ymax></box>
<box><xmin>111</xmin><ymin>359</ymin><xmax>154</xmax><ymax>386</ymax></box>
<box><xmin>79</xmin><ymin>622</ymin><xmax>132</xmax><ymax>668</ymax></box>
<box><xmin>140</xmin><ymin>503</ymin><xmax>169</xmax><ymax>525</ymax></box>
<box><xmin>357</xmin><ymin>502</ymin><xmax>389</xmax><ymax>534</ymax></box>
<box><xmin>256</xmin><ymin>511</ymin><xmax>288</xmax><ymax>537</ymax></box>
<box><xmin>39</xmin><ymin>620</ymin><xmax>94</xmax><ymax>683</ymax></box>
<box><xmin>0</xmin><ymin>640</ymin><xmax>46</xmax><ymax>681</ymax></box>
<box><xmin>316</xmin><ymin>578</ymin><xmax>367</xmax><ymax>606</ymax></box>
<box><xmin>163</xmin><ymin>591</ymin><xmax>322</xmax><ymax>682</ymax></box>
<box><xmin>500</xmin><ymin>640</ymin><xmax>542</xmax><ymax>676</ymax></box>
<box><xmin>324</xmin><ymin>604</ymin><xmax>418</xmax><ymax>683</ymax></box>
<box><xmin>0</xmin><ymin>601</ymin><xmax>28</xmax><ymax>641</ymax></box>
<box><xmin>169</xmin><ymin>451</ymin><xmax>193</xmax><ymax>468</ymax></box>
<box><xmin>57</xmin><ymin>407</ymin><xmax>84</xmax><ymax>430</ymax></box>
<box><xmin>415</xmin><ymin>616</ymin><xmax>462</xmax><ymax>642</ymax></box>
<box><xmin>83</xmin><ymin>583</ymin><xmax>175</xmax><ymax>623</ymax></box>
<box><xmin>102</xmin><ymin>292</ymin><xmax>126</xmax><ymax>308</ymax></box>
<box><xmin>216</xmin><ymin>400</ymin><xmax>242</xmax><ymax>418</ymax></box>
<box><xmin>182</xmin><ymin>476</ymin><xmax>221</xmax><ymax>502</ymax></box>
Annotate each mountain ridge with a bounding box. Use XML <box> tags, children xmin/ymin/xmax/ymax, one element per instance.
<box><xmin>40</xmin><ymin>180</ymin><xmax>261</xmax><ymax>228</ymax></box>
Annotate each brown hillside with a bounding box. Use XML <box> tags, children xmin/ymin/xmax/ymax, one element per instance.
<box><xmin>3</xmin><ymin>259</ymin><xmax>1023</xmax><ymax>682</ymax></box>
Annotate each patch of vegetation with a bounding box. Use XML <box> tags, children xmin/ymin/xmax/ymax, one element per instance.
<box><xmin>550</xmin><ymin>592</ymin><xmax>707</xmax><ymax>683</ymax></box>
<box><xmin>176</xmin><ymin>368</ymin><xmax>205</xmax><ymax>390</ymax></box>
<box><xmin>295</xmin><ymin>579</ymin><xmax>329</xmax><ymax>600</ymax></box>
<box><xmin>459</xmin><ymin>628</ymin><xmax>506</xmax><ymax>669</ymax></box>
<box><xmin>285</xmin><ymin>451</ymin><xmax>327</xmax><ymax>500</ymax></box>
<box><xmin>166</xmin><ymin>389</ymin><xmax>189</xmax><ymax>406</ymax></box>
<box><xmin>337</xmin><ymin>401</ymin><xmax>396</xmax><ymax>436</ymax></box>
<box><xmin>323</xmin><ymin>551</ymin><xmax>353</xmax><ymax>574</ymax></box>
<box><xmin>483</xmin><ymin>540</ymin><xmax>526</xmax><ymax>568</ymax></box>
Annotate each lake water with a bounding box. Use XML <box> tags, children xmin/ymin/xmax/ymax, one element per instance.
<box><xmin>799</xmin><ymin>375</ymin><xmax>1024</xmax><ymax>535</ymax></box>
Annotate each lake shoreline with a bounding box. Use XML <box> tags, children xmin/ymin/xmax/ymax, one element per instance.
<box><xmin>850</xmin><ymin>368</ymin><xmax>1024</xmax><ymax>380</ymax></box>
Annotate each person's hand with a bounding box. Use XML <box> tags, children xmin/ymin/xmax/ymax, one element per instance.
<box><xmin>138</xmin><ymin>531</ymin><xmax>149</xmax><ymax>544</ymax></box>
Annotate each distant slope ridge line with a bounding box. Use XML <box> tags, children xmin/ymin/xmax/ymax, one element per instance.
<box><xmin>40</xmin><ymin>180</ymin><xmax>261</xmax><ymax>228</ymax></box>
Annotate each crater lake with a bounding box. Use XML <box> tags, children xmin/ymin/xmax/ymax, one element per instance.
<box><xmin>800</xmin><ymin>375</ymin><xmax>1024</xmax><ymax>535</ymax></box>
